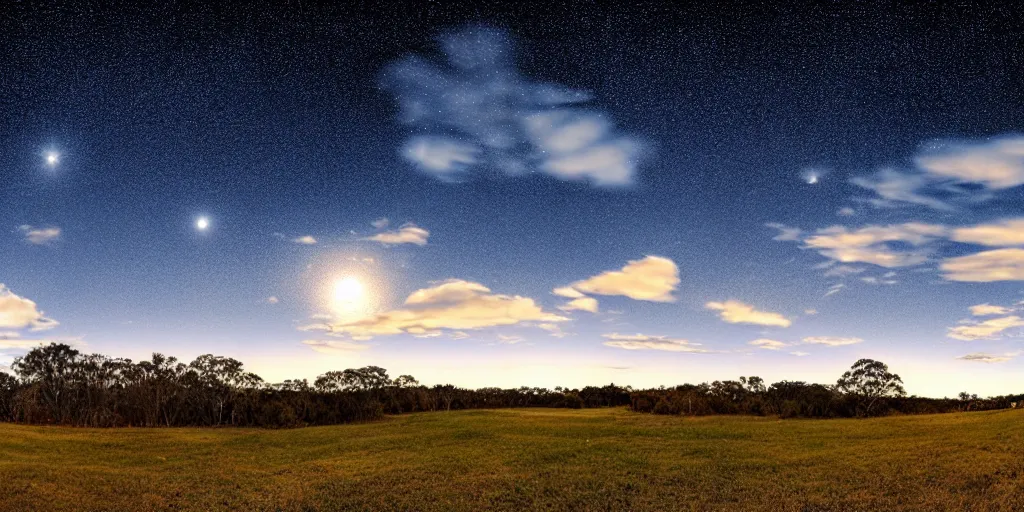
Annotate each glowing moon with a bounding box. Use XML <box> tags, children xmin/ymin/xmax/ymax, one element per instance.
<box><xmin>45</xmin><ymin>152</ymin><xmax>59</xmax><ymax>166</ymax></box>
<box><xmin>196</xmin><ymin>217</ymin><xmax>210</xmax><ymax>231</ymax></box>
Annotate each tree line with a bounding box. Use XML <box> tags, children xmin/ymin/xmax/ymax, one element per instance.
<box><xmin>0</xmin><ymin>345</ymin><xmax>1018</xmax><ymax>428</ymax></box>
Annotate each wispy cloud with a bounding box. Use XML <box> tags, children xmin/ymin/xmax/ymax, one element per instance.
<box><xmin>956</xmin><ymin>352</ymin><xmax>1015</xmax><ymax>364</ymax></box>
<box><xmin>302</xmin><ymin>339</ymin><xmax>370</xmax><ymax>354</ymax></box>
<box><xmin>951</xmin><ymin>219</ymin><xmax>1024</xmax><ymax>246</ymax></box>
<box><xmin>292</xmin><ymin>235</ymin><xmax>317</xmax><ymax>245</ymax></box>
<box><xmin>749</xmin><ymin>338</ymin><xmax>789</xmax><ymax>350</ymax></box>
<box><xmin>18</xmin><ymin>225</ymin><xmax>61</xmax><ymax>245</ymax></box>
<box><xmin>383</xmin><ymin>25</ymin><xmax>643</xmax><ymax>186</ymax></box>
<box><xmin>940</xmin><ymin>248</ymin><xmax>1024</xmax><ymax>282</ymax></box>
<box><xmin>371</xmin><ymin>218</ymin><xmax>390</xmax><ymax>229</ymax></box>
<box><xmin>947</xmin><ymin>315</ymin><xmax>1024</xmax><ymax>341</ymax></box>
<box><xmin>558</xmin><ymin>297</ymin><xmax>599</xmax><ymax>313</ymax></box>
<box><xmin>706</xmin><ymin>300</ymin><xmax>791</xmax><ymax>327</ymax></box>
<box><xmin>969</xmin><ymin>303</ymin><xmax>1012</xmax><ymax>316</ymax></box>
<box><xmin>602</xmin><ymin>333</ymin><xmax>709</xmax><ymax>353</ymax></box>
<box><xmin>801</xmin><ymin>336</ymin><xmax>863</xmax><ymax>346</ymax></box>
<box><xmin>364</xmin><ymin>224</ymin><xmax>430</xmax><ymax>246</ymax></box>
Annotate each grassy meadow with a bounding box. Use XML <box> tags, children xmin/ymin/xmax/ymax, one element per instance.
<box><xmin>1</xmin><ymin>407</ymin><xmax>1022</xmax><ymax>511</ymax></box>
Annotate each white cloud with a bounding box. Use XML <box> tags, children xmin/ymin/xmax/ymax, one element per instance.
<box><xmin>824</xmin><ymin>283</ymin><xmax>845</xmax><ymax>297</ymax></box>
<box><xmin>940</xmin><ymin>248</ymin><xmax>1024</xmax><ymax>282</ymax></box>
<box><xmin>0</xmin><ymin>285</ymin><xmax>58</xmax><ymax>331</ymax></box>
<box><xmin>749</xmin><ymin>338</ymin><xmax>789</xmax><ymax>350</ymax></box>
<box><xmin>497</xmin><ymin>334</ymin><xmax>524</xmax><ymax>344</ymax></box>
<box><xmin>402</xmin><ymin>136</ymin><xmax>480</xmax><ymax>175</ymax></box>
<box><xmin>916</xmin><ymin>136</ymin><xmax>1024</xmax><ymax>190</ymax></box>
<box><xmin>802</xmin><ymin>223</ymin><xmax>946</xmax><ymax>268</ymax></box>
<box><xmin>569</xmin><ymin>256</ymin><xmax>679</xmax><ymax>302</ymax></box>
<box><xmin>18</xmin><ymin>225</ymin><xmax>61</xmax><ymax>245</ymax></box>
<box><xmin>371</xmin><ymin>218</ymin><xmax>390</xmax><ymax>229</ymax></box>
<box><xmin>705</xmin><ymin>300</ymin><xmax>791</xmax><ymax>327</ymax></box>
<box><xmin>292</xmin><ymin>235</ymin><xmax>317</xmax><ymax>245</ymax></box>
<box><xmin>559</xmin><ymin>297</ymin><xmax>598</xmax><ymax>313</ymax></box>
<box><xmin>302</xmin><ymin>339</ymin><xmax>370</xmax><ymax>354</ymax></box>
<box><xmin>837</xmin><ymin>207</ymin><xmax>856</xmax><ymax>217</ymax></box>
<box><xmin>266</xmin><ymin>296</ymin><xmax>279</xmax><ymax>304</ymax></box>
<box><xmin>947</xmin><ymin>315</ymin><xmax>1024</xmax><ymax>341</ymax></box>
<box><xmin>383</xmin><ymin>26</ymin><xmax>643</xmax><ymax>186</ymax></box>
<box><xmin>804</xmin><ymin>309</ymin><xmax>818</xmax><ymax>315</ymax></box>
<box><xmin>364</xmin><ymin>224</ymin><xmax>430</xmax><ymax>246</ymax></box>
<box><xmin>956</xmin><ymin>353</ymin><xmax>1014</xmax><ymax>364</ymax></box>
<box><xmin>951</xmin><ymin>218</ymin><xmax>1024</xmax><ymax>247</ymax></box>
<box><xmin>801</xmin><ymin>336</ymin><xmax>863</xmax><ymax>346</ymax></box>
<box><xmin>969</xmin><ymin>304</ymin><xmax>1011</xmax><ymax>316</ymax></box>
<box><xmin>602</xmin><ymin>333</ymin><xmax>709</xmax><ymax>353</ymax></box>
<box><xmin>316</xmin><ymin>279</ymin><xmax>566</xmax><ymax>339</ymax></box>
<box><xmin>790</xmin><ymin>351</ymin><xmax>810</xmax><ymax>357</ymax></box>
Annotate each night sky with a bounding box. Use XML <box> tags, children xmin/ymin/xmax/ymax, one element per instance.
<box><xmin>2</xmin><ymin>2</ymin><xmax>1023</xmax><ymax>396</ymax></box>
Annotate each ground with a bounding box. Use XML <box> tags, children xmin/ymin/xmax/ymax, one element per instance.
<box><xmin>1</xmin><ymin>408</ymin><xmax>1022</xmax><ymax>511</ymax></box>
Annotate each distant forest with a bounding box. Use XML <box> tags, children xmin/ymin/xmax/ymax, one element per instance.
<box><xmin>1</xmin><ymin>344</ymin><xmax>1020</xmax><ymax>428</ymax></box>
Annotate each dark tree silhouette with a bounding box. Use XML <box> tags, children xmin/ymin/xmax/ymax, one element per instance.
<box><xmin>836</xmin><ymin>359</ymin><xmax>907</xmax><ymax>416</ymax></box>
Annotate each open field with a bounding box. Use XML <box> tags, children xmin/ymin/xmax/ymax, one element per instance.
<box><xmin>1</xmin><ymin>408</ymin><xmax>1022</xmax><ymax>511</ymax></box>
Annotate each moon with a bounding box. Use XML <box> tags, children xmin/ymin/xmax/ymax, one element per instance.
<box><xmin>196</xmin><ymin>217</ymin><xmax>210</xmax><ymax>231</ymax></box>
<box><xmin>45</xmin><ymin>152</ymin><xmax>59</xmax><ymax>166</ymax></box>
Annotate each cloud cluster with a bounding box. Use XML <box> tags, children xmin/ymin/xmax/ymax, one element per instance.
<box><xmin>308</xmin><ymin>279</ymin><xmax>566</xmax><ymax>339</ymax></box>
<box><xmin>852</xmin><ymin>135</ymin><xmax>1024</xmax><ymax>210</ymax></box>
<box><xmin>602</xmin><ymin>333</ymin><xmax>709</xmax><ymax>353</ymax></box>
<box><xmin>769</xmin><ymin>218</ymin><xmax>1024</xmax><ymax>281</ymax></box>
<box><xmin>383</xmin><ymin>25</ymin><xmax>643</xmax><ymax>186</ymax></box>
<box><xmin>364</xmin><ymin>224</ymin><xmax>430</xmax><ymax>246</ymax></box>
<box><xmin>18</xmin><ymin>225</ymin><xmax>61</xmax><ymax>245</ymax></box>
<box><xmin>0</xmin><ymin>285</ymin><xmax>58</xmax><ymax>332</ymax></box>
<box><xmin>558</xmin><ymin>256</ymin><xmax>679</xmax><ymax>303</ymax></box>
<box><xmin>705</xmin><ymin>300</ymin><xmax>791</xmax><ymax>327</ymax></box>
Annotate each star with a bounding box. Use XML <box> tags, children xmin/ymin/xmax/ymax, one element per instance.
<box><xmin>45</xmin><ymin>152</ymin><xmax>59</xmax><ymax>166</ymax></box>
<box><xmin>196</xmin><ymin>217</ymin><xmax>210</xmax><ymax>231</ymax></box>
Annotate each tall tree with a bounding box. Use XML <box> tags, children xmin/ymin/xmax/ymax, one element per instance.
<box><xmin>836</xmin><ymin>359</ymin><xmax>906</xmax><ymax>416</ymax></box>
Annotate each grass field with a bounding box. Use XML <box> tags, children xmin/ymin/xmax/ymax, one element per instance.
<box><xmin>1</xmin><ymin>408</ymin><xmax>1022</xmax><ymax>511</ymax></box>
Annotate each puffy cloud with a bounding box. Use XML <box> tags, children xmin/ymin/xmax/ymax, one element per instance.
<box><xmin>0</xmin><ymin>285</ymin><xmax>58</xmax><ymax>331</ymax></box>
<box><xmin>916</xmin><ymin>136</ymin><xmax>1024</xmax><ymax>190</ymax></box>
<box><xmin>292</xmin><ymin>235</ymin><xmax>317</xmax><ymax>245</ymax></box>
<box><xmin>956</xmin><ymin>353</ymin><xmax>1013</xmax><ymax>364</ymax></box>
<box><xmin>801</xmin><ymin>336</ymin><xmax>863</xmax><ymax>346</ymax></box>
<box><xmin>940</xmin><ymin>248</ymin><xmax>1024</xmax><ymax>282</ymax></box>
<box><xmin>302</xmin><ymin>339</ymin><xmax>370</xmax><ymax>354</ymax></box>
<box><xmin>951</xmin><ymin>218</ymin><xmax>1024</xmax><ymax>247</ymax></box>
<box><xmin>364</xmin><ymin>224</ymin><xmax>430</xmax><ymax>246</ymax></box>
<box><xmin>570</xmin><ymin>256</ymin><xmax>679</xmax><ymax>302</ymax></box>
<box><xmin>318</xmin><ymin>279</ymin><xmax>566</xmax><ymax>339</ymax></box>
<box><xmin>705</xmin><ymin>300</ymin><xmax>791</xmax><ymax>327</ymax></box>
<box><xmin>18</xmin><ymin>225</ymin><xmax>61</xmax><ymax>245</ymax></box>
<box><xmin>749</xmin><ymin>338</ymin><xmax>789</xmax><ymax>350</ymax></box>
<box><xmin>383</xmin><ymin>25</ymin><xmax>643</xmax><ymax>186</ymax></box>
<box><xmin>602</xmin><ymin>333</ymin><xmax>709</xmax><ymax>353</ymax></box>
<box><xmin>947</xmin><ymin>315</ymin><xmax>1024</xmax><ymax>341</ymax></box>
<box><xmin>559</xmin><ymin>297</ymin><xmax>598</xmax><ymax>313</ymax></box>
<box><xmin>969</xmin><ymin>303</ymin><xmax>1011</xmax><ymax>316</ymax></box>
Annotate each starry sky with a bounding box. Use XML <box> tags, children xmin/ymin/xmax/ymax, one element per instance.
<box><xmin>2</xmin><ymin>2</ymin><xmax>1023</xmax><ymax>397</ymax></box>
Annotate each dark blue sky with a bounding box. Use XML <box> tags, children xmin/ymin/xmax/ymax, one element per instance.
<box><xmin>2</xmin><ymin>2</ymin><xmax>1023</xmax><ymax>396</ymax></box>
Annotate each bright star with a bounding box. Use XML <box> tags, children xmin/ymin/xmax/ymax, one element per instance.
<box><xmin>45</xmin><ymin>152</ymin><xmax>59</xmax><ymax>166</ymax></box>
<box><xmin>196</xmin><ymin>217</ymin><xmax>210</xmax><ymax>231</ymax></box>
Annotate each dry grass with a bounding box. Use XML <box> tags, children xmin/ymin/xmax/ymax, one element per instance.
<box><xmin>1</xmin><ymin>408</ymin><xmax>1022</xmax><ymax>511</ymax></box>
